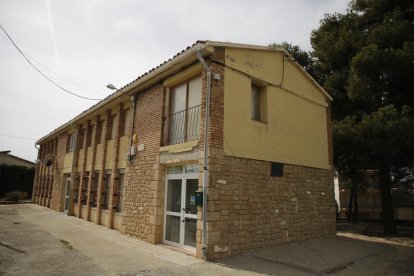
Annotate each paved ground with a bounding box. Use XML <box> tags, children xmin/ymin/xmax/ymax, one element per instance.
<box><xmin>0</xmin><ymin>204</ymin><xmax>413</xmax><ymax>275</ymax></box>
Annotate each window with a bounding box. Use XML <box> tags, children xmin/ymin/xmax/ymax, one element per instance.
<box><xmin>86</xmin><ymin>124</ymin><xmax>93</xmax><ymax>147</ymax></box>
<box><xmin>109</xmin><ymin>115</ymin><xmax>117</xmax><ymax>140</ymax></box>
<box><xmin>102</xmin><ymin>171</ymin><xmax>111</xmax><ymax>210</ymax></box>
<box><xmin>166</xmin><ymin>76</ymin><xmax>202</xmax><ymax>145</ymax></box>
<box><xmin>73</xmin><ymin>173</ymin><xmax>81</xmax><ymax>203</ymax></box>
<box><xmin>101</xmin><ymin>120</ymin><xmax>106</xmax><ymax>142</ymax></box>
<box><xmin>81</xmin><ymin>172</ymin><xmax>89</xmax><ymax>205</ymax></box>
<box><xmin>271</xmin><ymin>162</ymin><xmax>283</xmax><ymax>177</ymax></box>
<box><xmin>123</xmin><ymin>109</ymin><xmax>130</xmax><ymax>136</ymax></box>
<box><xmin>251</xmin><ymin>83</ymin><xmax>267</xmax><ymax>122</ymax></box>
<box><xmin>95</xmin><ymin>120</ymin><xmax>103</xmax><ymax>144</ymax></box>
<box><xmin>115</xmin><ymin>171</ymin><xmax>125</xmax><ymax>213</ymax></box>
<box><xmin>67</xmin><ymin>133</ymin><xmax>76</xmax><ymax>152</ymax></box>
<box><xmin>90</xmin><ymin>171</ymin><xmax>100</xmax><ymax>207</ymax></box>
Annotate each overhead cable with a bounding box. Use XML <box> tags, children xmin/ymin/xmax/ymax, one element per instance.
<box><xmin>0</xmin><ymin>24</ymin><xmax>102</xmax><ymax>101</ymax></box>
<box><xmin>0</xmin><ymin>133</ymin><xmax>37</xmax><ymax>140</ymax></box>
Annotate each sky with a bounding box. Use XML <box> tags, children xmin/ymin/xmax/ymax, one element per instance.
<box><xmin>0</xmin><ymin>0</ymin><xmax>348</xmax><ymax>162</ymax></box>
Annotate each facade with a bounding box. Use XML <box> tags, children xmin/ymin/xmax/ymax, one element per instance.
<box><xmin>32</xmin><ymin>41</ymin><xmax>335</xmax><ymax>260</ymax></box>
<box><xmin>0</xmin><ymin>150</ymin><xmax>35</xmax><ymax>168</ymax></box>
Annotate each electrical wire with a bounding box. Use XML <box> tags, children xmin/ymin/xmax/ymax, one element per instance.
<box><xmin>0</xmin><ymin>24</ymin><xmax>102</xmax><ymax>101</ymax></box>
<box><xmin>29</xmin><ymin>56</ymin><xmax>104</xmax><ymax>97</ymax></box>
<box><xmin>0</xmin><ymin>133</ymin><xmax>37</xmax><ymax>140</ymax></box>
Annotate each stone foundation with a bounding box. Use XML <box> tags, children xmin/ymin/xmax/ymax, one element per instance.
<box><xmin>205</xmin><ymin>147</ymin><xmax>336</xmax><ymax>260</ymax></box>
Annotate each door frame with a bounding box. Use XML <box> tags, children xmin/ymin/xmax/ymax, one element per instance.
<box><xmin>163</xmin><ymin>165</ymin><xmax>199</xmax><ymax>251</ymax></box>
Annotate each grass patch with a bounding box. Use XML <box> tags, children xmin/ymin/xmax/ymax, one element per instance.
<box><xmin>59</xmin><ymin>239</ymin><xmax>73</xmax><ymax>250</ymax></box>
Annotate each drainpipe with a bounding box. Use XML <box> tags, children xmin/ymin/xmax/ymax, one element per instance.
<box><xmin>69</xmin><ymin>120</ymin><xmax>78</xmax><ymax>215</ymax></box>
<box><xmin>197</xmin><ymin>47</ymin><xmax>211</xmax><ymax>260</ymax></box>
<box><xmin>32</xmin><ymin>143</ymin><xmax>40</xmax><ymax>203</ymax></box>
<box><xmin>129</xmin><ymin>94</ymin><xmax>137</xmax><ymax>161</ymax></box>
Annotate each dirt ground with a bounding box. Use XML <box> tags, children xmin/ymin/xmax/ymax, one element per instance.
<box><xmin>1</xmin><ymin>204</ymin><xmax>413</xmax><ymax>275</ymax></box>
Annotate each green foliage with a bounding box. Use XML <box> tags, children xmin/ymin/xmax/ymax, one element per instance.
<box><xmin>312</xmin><ymin>0</ymin><xmax>414</xmax><ymax>232</ymax></box>
<box><xmin>269</xmin><ymin>42</ymin><xmax>321</xmax><ymax>82</ymax></box>
<box><xmin>0</xmin><ymin>165</ymin><xmax>35</xmax><ymax>198</ymax></box>
<box><xmin>334</xmin><ymin>105</ymin><xmax>414</xmax><ymax>173</ymax></box>
<box><xmin>270</xmin><ymin>42</ymin><xmax>311</xmax><ymax>68</ymax></box>
<box><xmin>312</xmin><ymin>0</ymin><xmax>414</xmax><ymax>172</ymax></box>
<box><xmin>59</xmin><ymin>239</ymin><xmax>73</xmax><ymax>250</ymax></box>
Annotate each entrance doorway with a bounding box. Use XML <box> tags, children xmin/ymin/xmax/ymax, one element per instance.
<box><xmin>164</xmin><ymin>164</ymin><xmax>199</xmax><ymax>250</ymax></box>
<box><xmin>64</xmin><ymin>176</ymin><xmax>71</xmax><ymax>213</ymax></box>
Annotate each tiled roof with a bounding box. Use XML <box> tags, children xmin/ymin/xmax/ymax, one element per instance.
<box><xmin>36</xmin><ymin>40</ymin><xmax>331</xmax><ymax>144</ymax></box>
<box><xmin>36</xmin><ymin>41</ymin><xmax>205</xmax><ymax>144</ymax></box>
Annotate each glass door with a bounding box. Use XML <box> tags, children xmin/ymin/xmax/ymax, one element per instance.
<box><xmin>164</xmin><ymin>165</ymin><xmax>199</xmax><ymax>250</ymax></box>
<box><xmin>183</xmin><ymin>178</ymin><xmax>198</xmax><ymax>247</ymax></box>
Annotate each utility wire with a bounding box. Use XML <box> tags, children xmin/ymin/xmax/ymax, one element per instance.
<box><xmin>29</xmin><ymin>56</ymin><xmax>104</xmax><ymax>97</ymax></box>
<box><xmin>0</xmin><ymin>133</ymin><xmax>37</xmax><ymax>141</ymax></box>
<box><xmin>1</xmin><ymin>31</ymin><xmax>103</xmax><ymax>97</ymax></box>
<box><xmin>0</xmin><ymin>24</ymin><xmax>102</xmax><ymax>101</ymax></box>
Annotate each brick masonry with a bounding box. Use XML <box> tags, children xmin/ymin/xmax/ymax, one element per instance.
<box><xmin>122</xmin><ymin>84</ymin><xmax>165</xmax><ymax>244</ymax></box>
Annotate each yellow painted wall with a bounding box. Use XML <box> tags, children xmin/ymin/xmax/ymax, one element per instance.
<box><xmin>113</xmin><ymin>213</ymin><xmax>124</xmax><ymax>231</ymax></box>
<box><xmin>77</xmin><ymin>149</ymin><xmax>85</xmax><ymax>170</ymax></box>
<box><xmin>223</xmin><ymin>48</ymin><xmax>330</xmax><ymax>170</ymax></box>
<box><xmin>90</xmin><ymin>208</ymin><xmax>98</xmax><ymax>223</ymax></box>
<box><xmin>163</xmin><ymin>63</ymin><xmax>202</xmax><ymax>87</ymax></box>
<box><xmin>224</xmin><ymin>48</ymin><xmax>327</xmax><ymax>107</ymax></box>
<box><xmin>95</xmin><ymin>144</ymin><xmax>103</xmax><ymax>170</ymax></box>
<box><xmin>225</xmin><ymin>48</ymin><xmax>283</xmax><ymax>85</ymax></box>
<box><xmin>81</xmin><ymin>206</ymin><xmax>87</xmax><ymax>219</ymax></box>
<box><xmin>73</xmin><ymin>204</ymin><xmax>79</xmax><ymax>216</ymax></box>
<box><xmin>117</xmin><ymin>136</ymin><xmax>128</xmax><ymax>169</ymax></box>
<box><xmin>105</xmin><ymin>140</ymin><xmax>115</xmax><ymax>169</ymax></box>
<box><xmin>100</xmin><ymin>211</ymin><xmax>110</xmax><ymax>227</ymax></box>
<box><xmin>63</xmin><ymin>152</ymin><xmax>74</xmax><ymax>173</ymax></box>
<box><xmin>86</xmin><ymin>146</ymin><xmax>93</xmax><ymax>171</ymax></box>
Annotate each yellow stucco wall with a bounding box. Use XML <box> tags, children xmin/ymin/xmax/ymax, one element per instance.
<box><xmin>105</xmin><ymin>140</ymin><xmax>115</xmax><ymax>170</ymax></box>
<box><xmin>223</xmin><ymin>48</ymin><xmax>330</xmax><ymax>169</ymax></box>
<box><xmin>117</xmin><ymin>136</ymin><xmax>128</xmax><ymax>169</ymax></box>
<box><xmin>113</xmin><ymin>214</ymin><xmax>124</xmax><ymax>231</ymax></box>
<box><xmin>77</xmin><ymin>149</ymin><xmax>84</xmax><ymax>170</ymax></box>
<box><xmin>95</xmin><ymin>144</ymin><xmax>103</xmax><ymax>170</ymax></box>
<box><xmin>86</xmin><ymin>146</ymin><xmax>93</xmax><ymax>171</ymax></box>
<box><xmin>63</xmin><ymin>152</ymin><xmax>74</xmax><ymax>173</ymax></box>
<box><xmin>100</xmin><ymin>211</ymin><xmax>110</xmax><ymax>227</ymax></box>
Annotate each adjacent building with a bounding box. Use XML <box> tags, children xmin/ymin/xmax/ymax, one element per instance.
<box><xmin>32</xmin><ymin>41</ymin><xmax>335</xmax><ymax>260</ymax></box>
<box><xmin>0</xmin><ymin>150</ymin><xmax>35</xmax><ymax>168</ymax></box>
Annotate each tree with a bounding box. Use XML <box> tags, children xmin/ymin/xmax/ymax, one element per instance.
<box><xmin>269</xmin><ymin>42</ymin><xmax>321</xmax><ymax>81</ymax></box>
<box><xmin>311</xmin><ymin>0</ymin><xmax>414</xmax><ymax>234</ymax></box>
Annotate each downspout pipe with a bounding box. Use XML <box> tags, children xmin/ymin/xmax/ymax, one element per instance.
<box><xmin>32</xmin><ymin>143</ymin><xmax>40</xmax><ymax>203</ymax></box>
<box><xmin>129</xmin><ymin>94</ymin><xmax>137</xmax><ymax>161</ymax></box>
<box><xmin>69</xmin><ymin>119</ymin><xmax>78</xmax><ymax>215</ymax></box>
<box><xmin>197</xmin><ymin>47</ymin><xmax>211</xmax><ymax>260</ymax></box>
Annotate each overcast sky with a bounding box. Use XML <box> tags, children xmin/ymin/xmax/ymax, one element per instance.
<box><xmin>0</xmin><ymin>0</ymin><xmax>348</xmax><ymax>162</ymax></box>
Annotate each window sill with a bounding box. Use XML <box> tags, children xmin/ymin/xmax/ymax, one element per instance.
<box><xmin>160</xmin><ymin>140</ymin><xmax>199</xmax><ymax>153</ymax></box>
<box><xmin>251</xmin><ymin>119</ymin><xmax>268</xmax><ymax>125</ymax></box>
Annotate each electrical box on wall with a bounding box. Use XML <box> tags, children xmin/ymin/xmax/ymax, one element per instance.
<box><xmin>194</xmin><ymin>191</ymin><xmax>203</xmax><ymax>206</ymax></box>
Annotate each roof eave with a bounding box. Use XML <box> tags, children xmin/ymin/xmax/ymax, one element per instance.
<box><xmin>36</xmin><ymin>42</ymin><xmax>211</xmax><ymax>144</ymax></box>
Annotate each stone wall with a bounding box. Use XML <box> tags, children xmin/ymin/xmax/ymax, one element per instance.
<box><xmin>122</xmin><ymin>84</ymin><xmax>165</xmax><ymax>244</ymax></box>
<box><xmin>206</xmin><ymin>147</ymin><xmax>336</xmax><ymax>260</ymax></box>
